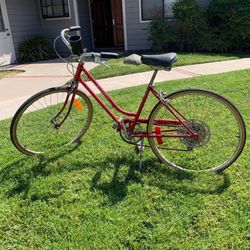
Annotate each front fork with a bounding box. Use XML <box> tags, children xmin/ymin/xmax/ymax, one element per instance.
<box><xmin>51</xmin><ymin>80</ymin><xmax>78</xmax><ymax>129</ymax></box>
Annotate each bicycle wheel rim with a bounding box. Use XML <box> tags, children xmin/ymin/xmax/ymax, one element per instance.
<box><xmin>11</xmin><ymin>87</ymin><xmax>93</xmax><ymax>155</ymax></box>
<box><xmin>148</xmin><ymin>89</ymin><xmax>246</xmax><ymax>172</ymax></box>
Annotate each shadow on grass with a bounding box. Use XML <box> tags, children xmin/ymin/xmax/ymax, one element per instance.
<box><xmin>0</xmin><ymin>148</ymin><xmax>231</xmax><ymax>203</ymax></box>
<box><xmin>0</xmin><ymin>143</ymin><xmax>81</xmax><ymax>198</ymax></box>
<box><xmin>90</xmin><ymin>156</ymin><xmax>231</xmax><ymax>204</ymax></box>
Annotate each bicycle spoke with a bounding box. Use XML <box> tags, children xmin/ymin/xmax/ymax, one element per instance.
<box><xmin>11</xmin><ymin>88</ymin><xmax>93</xmax><ymax>155</ymax></box>
<box><xmin>148</xmin><ymin>89</ymin><xmax>245</xmax><ymax>172</ymax></box>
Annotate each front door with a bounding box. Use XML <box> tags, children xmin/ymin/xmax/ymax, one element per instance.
<box><xmin>90</xmin><ymin>0</ymin><xmax>113</xmax><ymax>48</ymax></box>
<box><xmin>90</xmin><ymin>0</ymin><xmax>124</xmax><ymax>48</ymax></box>
<box><xmin>0</xmin><ymin>0</ymin><xmax>15</xmax><ymax>66</ymax></box>
<box><xmin>111</xmin><ymin>0</ymin><xmax>124</xmax><ymax>47</ymax></box>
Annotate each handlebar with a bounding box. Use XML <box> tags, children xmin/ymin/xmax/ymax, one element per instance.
<box><xmin>100</xmin><ymin>52</ymin><xmax>119</xmax><ymax>59</ymax></box>
<box><xmin>60</xmin><ymin>26</ymin><xmax>81</xmax><ymax>49</ymax></box>
<box><xmin>60</xmin><ymin>26</ymin><xmax>119</xmax><ymax>59</ymax></box>
<box><xmin>68</xmin><ymin>26</ymin><xmax>81</xmax><ymax>32</ymax></box>
<box><xmin>60</xmin><ymin>28</ymin><xmax>71</xmax><ymax>50</ymax></box>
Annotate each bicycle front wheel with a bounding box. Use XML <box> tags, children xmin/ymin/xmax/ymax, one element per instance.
<box><xmin>10</xmin><ymin>87</ymin><xmax>93</xmax><ymax>156</ymax></box>
<box><xmin>147</xmin><ymin>89</ymin><xmax>246</xmax><ymax>172</ymax></box>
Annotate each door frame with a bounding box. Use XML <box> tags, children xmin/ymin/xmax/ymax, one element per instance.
<box><xmin>0</xmin><ymin>0</ymin><xmax>16</xmax><ymax>64</ymax></box>
<box><xmin>88</xmin><ymin>0</ymin><xmax>127</xmax><ymax>50</ymax></box>
<box><xmin>121</xmin><ymin>0</ymin><xmax>127</xmax><ymax>50</ymax></box>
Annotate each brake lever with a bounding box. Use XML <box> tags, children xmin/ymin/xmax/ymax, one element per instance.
<box><xmin>101</xmin><ymin>62</ymin><xmax>111</xmax><ymax>70</ymax></box>
<box><xmin>94</xmin><ymin>55</ymin><xmax>112</xmax><ymax>70</ymax></box>
<box><xmin>94</xmin><ymin>55</ymin><xmax>101</xmax><ymax>63</ymax></box>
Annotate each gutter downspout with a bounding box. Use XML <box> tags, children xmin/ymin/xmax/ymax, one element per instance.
<box><xmin>73</xmin><ymin>0</ymin><xmax>80</xmax><ymax>27</ymax></box>
<box><xmin>122</xmin><ymin>0</ymin><xmax>128</xmax><ymax>51</ymax></box>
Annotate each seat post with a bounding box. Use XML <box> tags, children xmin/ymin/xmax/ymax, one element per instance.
<box><xmin>149</xmin><ymin>69</ymin><xmax>158</xmax><ymax>87</ymax></box>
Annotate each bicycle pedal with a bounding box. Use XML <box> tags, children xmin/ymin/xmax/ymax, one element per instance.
<box><xmin>138</xmin><ymin>157</ymin><xmax>143</xmax><ymax>172</ymax></box>
<box><xmin>138</xmin><ymin>147</ymin><xmax>144</xmax><ymax>172</ymax></box>
<box><xmin>112</xmin><ymin>122</ymin><xmax>119</xmax><ymax>130</ymax></box>
<box><xmin>138</xmin><ymin>138</ymin><xmax>145</xmax><ymax>172</ymax></box>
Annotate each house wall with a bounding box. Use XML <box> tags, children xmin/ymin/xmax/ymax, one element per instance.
<box><xmin>6</xmin><ymin>0</ymin><xmax>77</xmax><ymax>58</ymax></box>
<box><xmin>39</xmin><ymin>0</ymin><xmax>77</xmax><ymax>55</ymax></box>
<box><xmin>5</xmin><ymin>0</ymin><xmax>210</xmax><ymax>62</ymax></box>
<box><xmin>125</xmin><ymin>0</ymin><xmax>209</xmax><ymax>51</ymax></box>
<box><xmin>198</xmin><ymin>0</ymin><xmax>209</xmax><ymax>7</ymax></box>
<box><xmin>125</xmin><ymin>0</ymin><xmax>150</xmax><ymax>51</ymax></box>
<box><xmin>77</xmin><ymin>0</ymin><xmax>93</xmax><ymax>49</ymax></box>
<box><xmin>5</xmin><ymin>0</ymin><xmax>42</xmax><ymax>58</ymax></box>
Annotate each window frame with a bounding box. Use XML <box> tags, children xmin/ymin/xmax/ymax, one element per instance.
<box><xmin>0</xmin><ymin>3</ymin><xmax>6</xmax><ymax>32</ymax></box>
<box><xmin>164</xmin><ymin>0</ymin><xmax>175</xmax><ymax>19</ymax></box>
<box><xmin>40</xmin><ymin>0</ymin><xmax>70</xmax><ymax>19</ymax></box>
<box><xmin>140</xmin><ymin>0</ymin><xmax>164</xmax><ymax>22</ymax></box>
<box><xmin>139</xmin><ymin>0</ymin><xmax>175</xmax><ymax>23</ymax></box>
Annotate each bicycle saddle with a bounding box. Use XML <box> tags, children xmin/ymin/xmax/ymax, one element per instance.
<box><xmin>141</xmin><ymin>53</ymin><xmax>177</xmax><ymax>68</ymax></box>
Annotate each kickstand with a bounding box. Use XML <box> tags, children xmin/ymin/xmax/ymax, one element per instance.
<box><xmin>134</xmin><ymin>138</ymin><xmax>144</xmax><ymax>172</ymax></box>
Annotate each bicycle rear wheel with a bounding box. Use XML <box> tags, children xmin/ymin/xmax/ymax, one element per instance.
<box><xmin>147</xmin><ymin>89</ymin><xmax>246</xmax><ymax>172</ymax></box>
<box><xmin>10</xmin><ymin>86</ymin><xmax>93</xmax><ymax>156</ymax></box>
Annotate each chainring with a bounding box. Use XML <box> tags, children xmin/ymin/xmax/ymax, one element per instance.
<box><xmin>119</xmin><ymin>122</ymin><xmax>143</xmax><ymax>145</ymax></box>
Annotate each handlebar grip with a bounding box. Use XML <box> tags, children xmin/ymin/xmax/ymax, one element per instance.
<box><xmin>69</xmin><ymin>26</ymin><xmax>81</xmax><ymax>32</ymax></box>
<box><xmin>100</xmin><ymin>52</ymin><xmax>119</xmax><ymax>59</ymax></box>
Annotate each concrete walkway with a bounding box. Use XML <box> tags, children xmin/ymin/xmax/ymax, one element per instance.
<box><xmin>0</xmin><ymin>58</ymin><xmax>250</xmax><ymax>120</ymax></box>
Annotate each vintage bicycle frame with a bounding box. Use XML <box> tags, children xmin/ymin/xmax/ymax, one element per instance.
<box><xmin>70</xmin><ymin>62</ymin><xmax>198</xmax><ymax>141</ymax></box>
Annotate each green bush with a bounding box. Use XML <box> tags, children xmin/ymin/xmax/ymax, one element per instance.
<box><xmin>18</xmin><ymin>36</ymin><xmax>53</xmax><ymax>63</ymax></box>
<box><xmin>206</xmin><ymin>0</ymin><xmax>250</xmax><ymax>52</ymax></box>
<box><xmin>172</xmin><ymin>0</ymin><xmax>207</xmax><ymax>51</ymax></box>
<box><xmin>148</xmin><ymin>0</ymin><xmax>250</xmax><ymax>53</ymax></box>
<box><xmin>148</xmin><ymin>16</ymin><xmax>176</xmax><ymax>51</ymax></box>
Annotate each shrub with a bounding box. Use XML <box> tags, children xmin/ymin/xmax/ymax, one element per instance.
<box><xmin>148</xmin><ymin>0</ymin><xmax>250</xmax><ymax>53</ymax></box>
<box><xmin>206</xmin><ymin>0</ymin><xmax>250</xmax><ymax>52</ymax></box>
<box><xmin>148</xmin><ymin>16</ymin><xmax>176</xmax><ymax>51</ymax></box>
<box><xmin>172</xmin><ymin>0</ymin><xmax>207</xmax><ymax>51</ymax></box>
<box><xmin>18</xmin><ymin>36</ymin><xmax>53</xmax><ymax>63</ymax></box>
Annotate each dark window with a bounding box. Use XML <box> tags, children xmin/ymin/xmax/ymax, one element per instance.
<box><xmin>141</xmin><ymin>0</ymin><xmax>164</xmax><ymax>21</ymax></box>
<box><xmin>164</xmin><ymin>0</ymin><xmax>175</xmax><ymax>19</ymax></box>
<box><xmin>141</xmin><ymin>0</ymin><xmax>176</xmax><ymax>21</ymax></box>
<box><xmin>0</xmin><ymin>5</ymin><xmax>5</xmax><ymax>32</ymax></box>
<box><xmin>40</xmin><ymin>0</ymin><xmax>70</xmax><ymax>19</ymax></box>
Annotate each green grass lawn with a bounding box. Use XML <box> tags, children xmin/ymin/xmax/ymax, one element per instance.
<box><xmin>89</xmin><ymin>53</ymin><xmax>241</xmax><ymax>80</ymax></box>
<box><xmin>0</xmin><ymin>70</ymin><xmax>23</xmax><ymax>79</ymax></box>
<box><xmin>0</xmin><ymin>69</ymin><xmax>249</xmax><ymax>249</ymax></box>
<box><xmin>0</xmin><ymin>71</ymin><xmax>10</xmax><ymax>79</ymax></box>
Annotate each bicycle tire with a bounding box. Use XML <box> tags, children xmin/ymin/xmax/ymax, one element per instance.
<box><xmin>147</xmin><ymin>88</ymin><xmax>246</xmax><ymax>173</ymax></box>
<box><xmin>10</xmin><ymin>86</ymin><xmax>93</xmax><ymax>156</ymax></box>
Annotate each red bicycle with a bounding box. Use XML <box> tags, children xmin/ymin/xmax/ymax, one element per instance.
<box><xmin>10</xmin><ymin>27</ymin><xmax>246</xmax><ymax>173</ymax></box>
